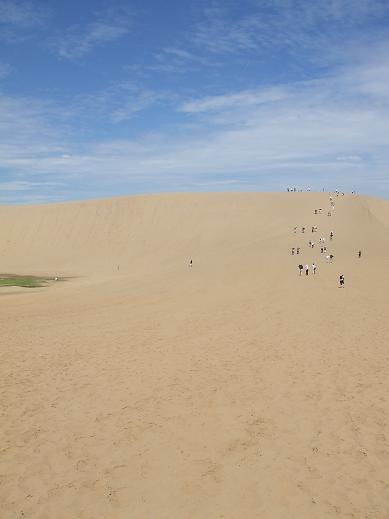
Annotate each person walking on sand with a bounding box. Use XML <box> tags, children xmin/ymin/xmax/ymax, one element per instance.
<box><xmin>298</xmin><ymin>264</ymin><xmax>303</xmax><ymax>275</ymax></box>
<box><xmin>305</xmin><ymin>264</ymin><xmax>309</xmax><ymax>276</ymax></box>
<box><xmin>330</xmin><ymin>231</ymin><xmax>334</xmax><ymax>240</ymax></box>
<box><xmin>339</xmin><ymin>274</ymin><xmax>345</xmax><ymax>287</ymax></box>
<box><xmin>189</xmin><ymin>259</ymin><xmax>193</xmax><ymax>267</ymax></box>
<box><xmin>312</xmin><ymin>263</ymin><xmax>317</xmax><ymax>275</ymax></box>
<box><xmin>297</xmin><ymin>247</ymin><xmax>300</xmax><ymax>254</ymax></box>
<box><xmin>358</xmin><ymin>250</ymin><xmax>362</xmax><ymax>258</ymax></box>
<box><xmin>292</xmin><ymin>247</ymin><xmax>295</xmax><ymax>255</ymax></box>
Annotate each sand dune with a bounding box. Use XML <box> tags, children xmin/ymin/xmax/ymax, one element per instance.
<box><xmin>1</xmin><ymin>192</ymin><xmax>389</xmax><ymax>518</ymax></box>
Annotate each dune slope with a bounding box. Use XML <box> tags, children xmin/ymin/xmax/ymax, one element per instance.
<box><xmin>1</xmin><ymin>192</ymin><xmax>389</xmax><ymax>518</ymax></box>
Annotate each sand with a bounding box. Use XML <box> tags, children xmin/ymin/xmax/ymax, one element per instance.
<box><xmin>1</xmin><ymin>192</ymin><xmax>389</xmax><ymax>518</ymax></box>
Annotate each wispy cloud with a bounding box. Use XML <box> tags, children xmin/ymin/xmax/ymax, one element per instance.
<box><xmin>151</xmin><ymin>46</ymin><xmax>217</xmax><ymax>73</ymax></box>
<box><xmin>0</xmin><ymin>0</ymin><xmax>47</xmax><ymax>42</ymax></box>
<box><xmin>0</xmin><ymin>92</ymin><xmax>69</xmax><ymax>180</ymax></box>
<box><xmin>0</xmin><ymin>180</ymin><xmax>61</xmax><ymax>191</ymax></box>
<box><xmin>127</xmin><ymin>46</ymin><xmax>219</xmax><ymax>78</ymax></box>
<box><xmin>179</xmin><ymin>86</ymin><xmax>292</xmax><ymax>113</ymax></box>
<box><xmin>0</xmin><ymin>0</ymin><xmax>46</xmax><ymax>27</ymax></box>
<box><xmin>191</xmin><ymin>179</ymin><xmax>248</xmax><ymax>187</ymax></box>
<box><xmin>52</xmin><ymin>9</ymin><xmax>131</xmax><ymax>60</ymax></box>
<box><xmin>191</xmin><ymin>0</ymin><xmax>389</xmax><ymax>63</ymax></box>
<box><xmin>69</xmin><ymin>82</ymin><xmax>175</xmax><ymax>123</ymax></box>
<box><xmin>0</xmin><ymin>62</ymin><xmax>11</xmax><ymax>78</ymax></box>
<box><xmin>2</xmin><ymin>35</ymin><xmax>389</xmax><ymax>202</ymax></box>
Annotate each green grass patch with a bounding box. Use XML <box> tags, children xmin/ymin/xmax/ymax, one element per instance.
<box><xmin>0</xmin><ymin>275</ymin><xmax>52</xmax><ymax>288</ymax></box>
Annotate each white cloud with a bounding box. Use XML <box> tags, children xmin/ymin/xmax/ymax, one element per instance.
<box><xmin>0</xmin><ymin>180</ymin><xmax>61</xmax><ymax>191</ymax></box>
<box><xmin>0</xmin><ymin>62</ymin><xmax>11</xmax><ymax>78</ymax></box>
<box><xmin>0</xmin><ymin>0</ymin><xmax>46</xmax><ymax>27</ymax></box>
<box><xmin>0</xmin><ymin>93</ymin><xmax>69</xmax><ymax>192</ymax></box>
<box><xmin>53</xmin><ymin>10</ymin><xmax>131</xmax><ymax>60</ymax></box>
<box><xmin>69</xmin><ymin>82</ymin><xmax>174</xmax><ymax>123</ymax></box>
<box><xmin>191</xmin><ymin>179</ymin><xmax>248</xmax><ymax>186</ymax></box>
<box><xmin>349</xmin><ymin>63</ymin><xmax>389</xmax><ymax>100</ymax></box>
<box><xmin>109</xmin><ymin>89</ymin><xmax>167</xmax><ymax>123</ymax></box>
<box><xmin>1</xmin><ymin>47</ymin><xmax>389</xmax><ymax>201</ymax></box>
<box><xmin>179</xmin><ymin>86</ymin><xmax>292</xmax><ymax>113</ymax></box>
<box><xmin>191</xmin><ymin>0</ymin><xmax>389</xmax><ymax>63</ymax></box>
<box><xmin>0</xmin><ymin>0</ymin><xmax>47</xmax><ymax>43</ymax></box>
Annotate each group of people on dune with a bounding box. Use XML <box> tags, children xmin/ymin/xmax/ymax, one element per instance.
<box><xmin>292</xmin><ymin>192</ymin><xmax>362</xmax><ymax>287</ymax></box>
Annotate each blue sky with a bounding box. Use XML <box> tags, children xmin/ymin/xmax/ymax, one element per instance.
<box><xmin>1</xmin><ymin>0</ymin><xmax>389</xmax><ymax>203</ymax></box>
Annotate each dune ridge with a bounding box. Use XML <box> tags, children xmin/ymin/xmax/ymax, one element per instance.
<box><xmin>1</xmin><ymin>192</ymin><xmax>389</xmax><ymax>518</ymax></box>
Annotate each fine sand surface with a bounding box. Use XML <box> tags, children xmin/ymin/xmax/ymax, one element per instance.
<box><xmin>1</xmin><ymin>192</ymin><xmax>389</xmax><ymax>518</ymax></box>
